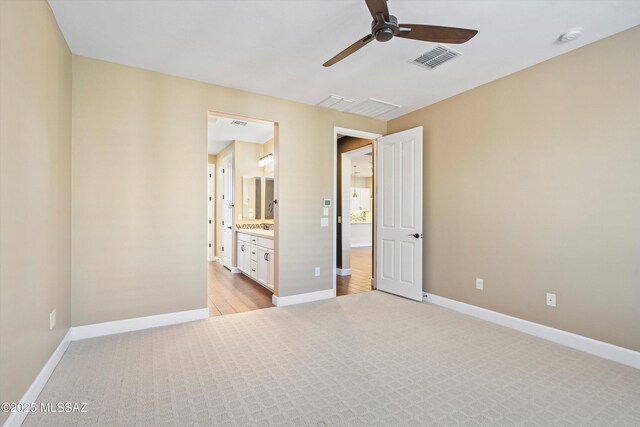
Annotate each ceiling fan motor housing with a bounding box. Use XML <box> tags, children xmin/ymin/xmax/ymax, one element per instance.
<box><xmin>372</xmin><ymin>14</ymin><xmax>398</xmax><ymax>42</ymax></box>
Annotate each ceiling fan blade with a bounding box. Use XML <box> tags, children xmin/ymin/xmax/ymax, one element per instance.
<box><xmin>396</xmin><ymin>24</ymin><xmax>478</xmax><ymax>44</ymax></box>
<box><xmin>323</xmin><ymin>34</ymin><xmax>375</xmax><ymax>67</ymax></box>
<box><xmin>365</xmin><ymin>0</ymin><xmax>389</xmax><ymax>21</ymax></box>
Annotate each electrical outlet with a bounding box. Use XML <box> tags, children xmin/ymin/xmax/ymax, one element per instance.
<box><xmin>546</xmin><ymin>293</ymin><xmax>556</xmax><ymax>307</ymax></box>
<box><xmin>314</xmin><ymin>267</ymin><xmax>320</xmax><ymax>277</ymax></box>
<box><xmin>475</xmin><ymin>278</ymin><xmax>484</xmax><ymax>290</ymax></box>
<box><xmin>49</xmin><ymin>309</ymin><xmax>56</xmax><ymax>330</ymax></box>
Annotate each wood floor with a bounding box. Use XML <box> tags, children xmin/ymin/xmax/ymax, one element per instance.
<box><xmin>336</xmin><ymin>246</ymin><xmax>373</xmax><ymax>296</ymax></box>
<box><xmin>208</xmin><ymin>245</ymin><xmax>371</xmax><ymax>317</ymax></box>
<box><xmin>208</xmin><ymin>261</ymin><xmax>274</xmax><ymax>317</ymax></box>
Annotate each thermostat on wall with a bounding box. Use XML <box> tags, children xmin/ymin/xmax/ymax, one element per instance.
<box><xmin>323</xmin><ymin>199</ymin><xmax>332</xmax><ymax>207</ymax></box>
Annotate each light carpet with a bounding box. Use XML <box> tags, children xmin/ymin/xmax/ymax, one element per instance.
<box><xmin>25</xmin><ymin>291</ymin><xmax>640</xmax><ymax>426</ymax></box>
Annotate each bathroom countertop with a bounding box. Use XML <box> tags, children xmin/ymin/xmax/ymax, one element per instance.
<box><xmin>237</xmin><ymin>229</ymin><xmax>274</xmax><ymax>239</ymax></box>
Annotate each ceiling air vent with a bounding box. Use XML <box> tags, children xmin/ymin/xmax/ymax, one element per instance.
<box><xmin>318</xmin><ymin>95</ymin><xmax>354</xmax><ymax>111</ymax></box>
<box><xmin>230</xmin><ymin>120</ymin><xmax>248</xmax><ymax>126</ymax></box>
<box><xmin>346</xmin><ymin>99</ymin><xmax>400</xmax><ymax>118</ymax></box>
<box><xmin>411</xmin><ymin>45</ymin><xmax>461</xmax><ymax>70</ymax></box>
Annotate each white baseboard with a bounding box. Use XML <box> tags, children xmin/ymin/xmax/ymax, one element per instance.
<box><xmin>424</xmin><ymin>293</ymin><xmax>640</xmax><ymax>370</ymax></box>
<box><xmin>3</xmin><ymin>329</ymin><xmax>72</xmax><ymax>427</ymax></box>
<box><xmin>272</xmin><ymin>288</ymin><xmax>336</xmax><ymax>307</ymax></box>
<box><xmin>336</xmin><ymin>268</ymin><xmax>352</xmax><ymax>276</ymax></box>
<box><xmin>350</xmin><ymin>243</ymin><xmax>372</xmax><ymax>248</ymax></box>
<box><xmin>71</xmin><ymin>307</ymin><xmax>209</xmax><ymax>341</ymax></box>
<box><xmin>214</xmin><ymin>257</ymin><xmax>223</xmax><ymax>264</ymax></box>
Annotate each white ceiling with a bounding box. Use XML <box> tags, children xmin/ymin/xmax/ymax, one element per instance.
<box><xmin>49</xmin><ymin>1</ymin><xmax>640</xmax><ymax>120</ymax></box>
<box><xmin>208</xmin><ymin>116</ymin><xmax>274</xmax><ymax>155</ymax></box>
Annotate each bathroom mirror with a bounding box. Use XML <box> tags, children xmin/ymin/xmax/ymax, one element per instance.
<box><xmin>264</xmin><ymin>177</ymin><xmax>275</xmax><ymax>220</ymax></box>
<box><xmin>242</xmin><ymin>176</ymin><xmax>261</xmax><ymax>219</ymax></box>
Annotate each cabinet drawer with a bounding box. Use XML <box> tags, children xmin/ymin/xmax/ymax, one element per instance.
<box><xmin>237</xmin><ymin>232</ymin><xmax>251</xmax><ymax>243</ymax></box>
<box><xmin>258</xmin><ymin>237</ymin><xmax>274</xmax><ymax>249</ymax></box>
<box><xmin>250</xmin><ymin>260</ymin><xmax>258</xmax><ymax>277</ymax></box>
<box><xmin>250</xmin><ymin>244</ymin><xmax>258</xmax><ymax>261</ymax></box>
<box><xmin>249</xmin><ymin>235</ymin><xmax>258</xmax><ymax>244</ymax></box>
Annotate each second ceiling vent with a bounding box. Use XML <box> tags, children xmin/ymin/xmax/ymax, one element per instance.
<box><xmin>411</xmin><ymin>45</ymin><xmax>461</xmax><ymax>70</ymax></box>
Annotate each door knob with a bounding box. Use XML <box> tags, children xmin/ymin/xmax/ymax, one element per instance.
<box><xmin>408</xmin><ymin>233</ymin><xmax>422</xmax><ymax>239</ymax></box>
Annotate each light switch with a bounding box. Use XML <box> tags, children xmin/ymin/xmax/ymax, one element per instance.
<box><xmin>323</xmin><ymin>207</ymin><xmax>329</xmax><ymax>216</ymax></box>
<box><xmin>320</xmin><ymin>217</ymin><xmax>329</xmax><ymax>227</ymax></box>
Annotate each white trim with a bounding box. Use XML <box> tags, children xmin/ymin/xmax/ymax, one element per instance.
<box><xmin>424</xmin><ymin>293</ymin><xmax>640</xmax><ymax>370</ymax></box>
<box><xmin>350</xmin><ymin>243</ymin><xmax>372</xmax><ymax>248</ymax></box>
<box><xmin>272</xmin><ymin>288</ymin><xmax>336</xmax><ymax>307</ymax></box>
<box><xmin>214</xmin><ymin>256</ymin><xmax>223</xmax><ymax>264</ymax></box>
<box><xmin>334</xmin><ymin>127</ymin><xmax>382</xmax><ymax>140</ymax></box>
<box><xmin>3</xmin><ymin>330</ymin><xmax>72</xmax><ymax>427</ymax></box>
<box><xmin>230</xmin><ymin>266</ymin><xmax>241</xmax><ymax>274</ymax></box>
<box><xmin>336</xmin><ymin>268</ymin><xmax>352</xmax><ymax>276</ymax></box>
<box><xmin>71</xmin><ymin>308</ymin><xmax>209</xmax><ymax>341</ymax></box>
<box><xmin>208</xmin><ymin>163</ymin><xmax>216</xmax><ymax>262</ymax></box>
<box><xmin>333</xmin><ymin>126</ymin><xmax>382</xmax><ymax>300</ymax></box>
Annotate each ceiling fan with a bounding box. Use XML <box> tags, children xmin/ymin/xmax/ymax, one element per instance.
<box><xmin>323</xmin><ymin>0</ymin><xmax>478</xmax><ymax>67</ymax></box>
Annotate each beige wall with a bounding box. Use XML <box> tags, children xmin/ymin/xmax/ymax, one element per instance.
<box><xmin>207</xmin><ymin>154</ymin><xmax>216</xmax><ymax>165</ymax></box>
<box><xmin>72</xmin><ymin>55</ymin><xmax>385</xmax><ymax>325</ymax></box>
<box><xmin>0</xmin><ymin>0</ymin><xmax>72</xmax><ymax>422</ymax></box>
<box><xmin>388</xmin><ymin>26</ymin><xmax>640</xmax><ymax>351</ymax></box>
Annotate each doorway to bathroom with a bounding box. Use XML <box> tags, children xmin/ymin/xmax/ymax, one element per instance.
<box><xmin>206</xmin><ymin>111</ymin><xmax>278</xmax><ymax>316</ymax></box>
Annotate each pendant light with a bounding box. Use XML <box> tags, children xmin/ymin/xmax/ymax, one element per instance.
<box><xmin>352</xmin><ymin>165</ymin><xmax>358</xmax><ymax>198</ymax></box>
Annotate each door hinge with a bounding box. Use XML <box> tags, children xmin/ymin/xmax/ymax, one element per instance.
<box><xmin>222</xmin><ymin>195</ymin><xmax>225</xmax><ymax>199</ymax></box>
<box><xmin>222</xmin><ymin>220</ymin><xmax>224</xmax><ymax>225</ymax></box>
<box><xmin>209</xmin><ymin>243</ymin><xmax>211</xmax><ymax>248</ymax></box>
<box><xmin>209</xmin><ymin>197</ymin><xmax>212</xmax><ymax>201</ymax></box>
<box><xmin>222</xmin><ymin>247</ymin><xmax>224</xmax><ymax>252</ymax></box>
<box><xmin>209</xmin><ymin>220</ymin><xmax>212</xmax><ymax>224</ymax></box>
<box><xmin>209</xmin><ymin>174</ymin><xmax>212</xmax><ymax>178</ymax></box>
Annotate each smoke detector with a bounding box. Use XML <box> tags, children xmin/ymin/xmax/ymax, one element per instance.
<box><xmin>559</xmin><ymin>28</ymin><xmax>583</xmax><ymax>43</ymax></box>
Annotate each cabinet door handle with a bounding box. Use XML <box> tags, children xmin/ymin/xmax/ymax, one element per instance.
<box><xmin>241</xmin><ymin>244</ymin><xmax>245</xmax><ymax>252</ymax></box>
<box><xmin>264</xmin><ymin>252</ymin><xmax>269</xmax><ymax>261</ymax></box>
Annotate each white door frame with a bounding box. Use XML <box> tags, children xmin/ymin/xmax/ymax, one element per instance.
<box><xmin>221</xmin><ymin>153</ymin><xmax>234</xmax><ymax>270</ymax></box>
<box><xmin>333</xmin><ymin>127</ymin><xmax>382</xmax><ymax>295</ymax></box>
<box><xmin>208</xmin><ymin>164</ymin><xmax>215</xmax><ymax>261</ymax></box>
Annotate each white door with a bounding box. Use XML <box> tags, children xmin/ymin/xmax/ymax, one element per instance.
<box><xmin>208</xmin><ymin>165</ymin><xmax>215</xmax><ymax>261</ymax></box>
<box><xmin>376</xmin><ymin>127</ymin><xmax>423</xmax><ymax>301</ymax></box>
<box><xmin>222</xmin><ymin>155</ymin><xmax>234</xmax><ymax>270</ymax></box>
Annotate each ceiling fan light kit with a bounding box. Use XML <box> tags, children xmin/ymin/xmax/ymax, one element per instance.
<box><xmin>323</xmin><ymin>0</ymin><xmax>478</xmax><ymax>67</ymax></box>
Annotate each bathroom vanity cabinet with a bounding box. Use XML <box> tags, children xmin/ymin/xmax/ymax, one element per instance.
<box><xmin>237</xmin><ymin>231</ymin><xmax>274</xmax><ymax>291</ymax></box>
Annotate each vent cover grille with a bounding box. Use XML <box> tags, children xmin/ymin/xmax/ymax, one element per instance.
<box><xmin>346</xmin><ymin>98</ymin><xmax>400</xmax><ymax>118</ymax></box>
<box><xmin>411</xmin><ymin>45</ymin><xmax>461</xmax><ymax>70</ymax></box>
<box><xmin>230</xmin><ymin>120</ymin><xmax>248</xmax><ymax>126</ymax></box>
<box><xmin>318</xmin><ymin>95</ymin><xmax>354</xmax><ymax>111</ymax></box>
